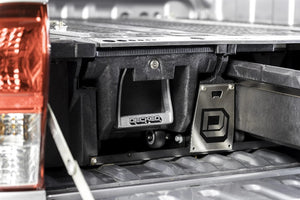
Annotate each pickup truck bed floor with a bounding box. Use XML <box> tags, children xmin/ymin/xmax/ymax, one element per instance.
<box><xmin>46</xmin><ymin>149</ymin><xmax>300</xmax><ymax>200</ymax></box>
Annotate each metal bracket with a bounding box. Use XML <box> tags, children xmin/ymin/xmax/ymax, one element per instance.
<box><xmin>190</xmin><ymin>84</ymin><xmax>235</xmax><ymax>152</ymax></box>
<box><xmin>47</xmin><ymin>104</ymin><xmax>95</xmax><ymax>200</ymax></box>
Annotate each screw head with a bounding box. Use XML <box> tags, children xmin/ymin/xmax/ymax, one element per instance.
<box><xmin>91</xmin><ymin>157</ymin><xmax>97</xmax><ymax>166</ymax></box>
<box><xmin>150</xmin><ymin>59</ymin><xmax>160</xmax><ymax>69</ymax></box>
<box><xmin>200</xmin><ymin>86</ymin><xmax>206</xmax><ymax>91</ymax></box>
<box><xmin>228</xmin><ymin>84</ymin><xmax>235</xmax><ymax>90</ymax></box>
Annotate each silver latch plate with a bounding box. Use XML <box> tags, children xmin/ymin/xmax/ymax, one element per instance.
<box><xmin>190</xmin><ymin>84</ymin><xmax>235</xmax><ymax>152</ymax></box>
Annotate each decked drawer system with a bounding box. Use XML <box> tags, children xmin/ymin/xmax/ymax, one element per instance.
<box><xmin>45</xmin><ymin>19</ymin><xmax>300</xmax><ymax>199</ymax></box>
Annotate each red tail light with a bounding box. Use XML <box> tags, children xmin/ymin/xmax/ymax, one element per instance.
<box><xmin>0</xmin><ymin>1</ymin><xmax>49</xmax><ymax>189</ymax></box>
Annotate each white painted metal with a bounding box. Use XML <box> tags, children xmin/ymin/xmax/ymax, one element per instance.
<box><xmin>48</xmin><ymin>104</ymin><xmax>95</xmax><ymax>200</ymax></box>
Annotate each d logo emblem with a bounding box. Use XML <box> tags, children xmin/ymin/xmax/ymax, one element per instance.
<box><xmin>190</xmin><ymin>84</ymin><xmax>234</xmax><ymax>152</ymax></box>
<box><xmin>200</xmin><ymin>108</ymin><xmax>229</xmax><ymax>143</ymax></box>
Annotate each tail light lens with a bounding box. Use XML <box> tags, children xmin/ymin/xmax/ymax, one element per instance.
<box><xmin>0</xmin><ymin>2</ymin><xmax>49</xmax><ymax>189</ymax></box>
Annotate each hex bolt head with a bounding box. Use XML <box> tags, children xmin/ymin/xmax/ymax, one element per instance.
<box><xmin>91</xmin><ymin>157</ymin><xmax>97</xmax><ymax>166</ymax></box>
<box><xmin>150</xmin><ymin>59</ymin><xmax>160</xmax><ymax>69</ymax></box>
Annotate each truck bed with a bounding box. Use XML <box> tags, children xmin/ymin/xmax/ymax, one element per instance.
<box><xmin>46</xmin><ymin>149</ymin><xmax>300</xmax><ymax>200</ymax></box>
<box><xmin>46</xmin><ymin>18</ymin><xmax>300</xmax><ymax>200</ymax></box>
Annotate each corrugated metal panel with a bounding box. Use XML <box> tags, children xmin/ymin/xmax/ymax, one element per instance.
<box><xmin>113</xmin><ymin>176</ymin><xmax>300</xmax><ymax>200</ymax></box>
<box><xmin>46</xmin><ymin>149</ymin><xmax>300</xmax><ymax>200</ymax></box>
<box><xmin>95</xmin><ymin>150</ymin><xmax>298</xmax><ymax>182</ymax></box>
<box><xmin>46</xmin><ymin>149</ymin><xmax>298</xmax><ymax>186</ymax></box>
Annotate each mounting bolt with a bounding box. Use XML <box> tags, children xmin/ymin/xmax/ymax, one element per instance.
<box><xmin>228</xmin><ymin>84</ymin><xmax>235</xmax><ymax>90</ymax></box>
<box><xmin>175</xmin><ymin>134</ymin><xmax>183</xmax><ymax>144</ymax></box>
<box><xmin>150</xmin><ymin>59</ymin><xmax>160</xmax><ymax>69</ymax></box>
<box><xmin>91</xmin><ymin>157</ymin><xmax>97</xmax><ymax>166</ymax></box>
<box><xmin>200</xmin><ymin>86</ymin><xmax>206</xmax><ymax>91</ymax></box>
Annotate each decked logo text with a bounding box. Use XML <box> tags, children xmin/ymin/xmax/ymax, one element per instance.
<box><xmin>129</xmin><ymin>115</ymin><xmax>162</xmax><ymax>125</ymax></box>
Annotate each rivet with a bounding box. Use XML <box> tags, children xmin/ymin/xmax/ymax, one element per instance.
<box><xmin>200</xmin><ymin>86</ymin><xmax>206</xmax><ymax>91</ymax></box>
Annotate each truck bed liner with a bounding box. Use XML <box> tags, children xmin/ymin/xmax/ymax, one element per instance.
<box><xmin>46</xmin><ymin>149</ymin><xmax>300</xmax><ymax>199</ymax></box>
